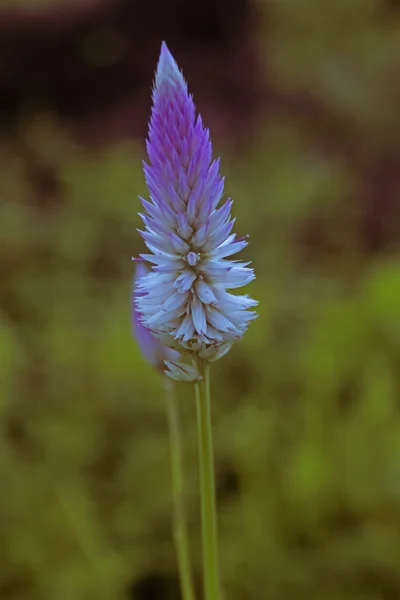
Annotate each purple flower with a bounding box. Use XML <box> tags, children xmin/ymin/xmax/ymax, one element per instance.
<box><xmin>135</xmin><ymin>42</ymin><xmax>257</xmax><ymax>364</ymax></box>
<box><xmin>133</xmin><ymin>262</ymin><xmax>202</xmax><ymax>381</ymax></box>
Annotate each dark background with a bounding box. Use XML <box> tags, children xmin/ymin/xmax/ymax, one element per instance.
<box><xmin>0</xmin><ymin>1</ymin><xmax>400</xmax><ymax>599</ymax></box>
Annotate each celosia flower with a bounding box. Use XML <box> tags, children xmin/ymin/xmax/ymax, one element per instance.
<box><xmin>133</xmin><ymin>261</ymin><xmax>202</xmax><ymax>381</ymax></box>
<box><xmin>135</xmin><ymin>42</ymin><xmax>257</xmax><ymax>368</ymax></box>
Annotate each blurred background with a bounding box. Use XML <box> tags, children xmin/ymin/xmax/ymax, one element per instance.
<box><xmin>0</xmin><ymin>0</ymin><xmax>400</xmax><ymax>598</ymax></box>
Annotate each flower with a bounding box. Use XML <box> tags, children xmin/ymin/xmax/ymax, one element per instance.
<box><xmin>133</xmin><ymin>261</ymin><xmax>202</xmax><ymax>381</ymax></box>
<box><xmin>135</xmin><ymin>42</ymin><xmax>257</xmax><ymax>363</ymax></box>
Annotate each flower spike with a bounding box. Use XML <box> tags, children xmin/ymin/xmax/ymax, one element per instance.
<box><xmin>135</xmin><ymin>42</ymin><xmax>257</xmax><ymax>364</ymax></box>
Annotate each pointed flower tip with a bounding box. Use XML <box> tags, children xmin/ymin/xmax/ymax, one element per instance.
<box><xmin>155</xmin><ymin>41</ymin><xmax>186</xmax><ymax>91</ymax></box>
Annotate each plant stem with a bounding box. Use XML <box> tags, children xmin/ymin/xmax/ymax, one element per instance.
<box><xmin>195</xmin><ymin>363</ymin><xmax>220</xmax><ymax>600</ymax></box>
<box><xmin>165</xmin><ymin>379</ymin><xmax>196</xmax><ymax>600</ymax></box>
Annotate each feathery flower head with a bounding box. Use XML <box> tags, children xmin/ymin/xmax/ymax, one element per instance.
<box><xmin>135</xmin><ymin>42</ymin><xmax>257</xmax><ymax>370</ymax></box>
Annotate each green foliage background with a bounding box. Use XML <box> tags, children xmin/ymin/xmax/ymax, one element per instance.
<box><xmin>1</xmin><ymin>2</ymin><xmax>400</xmax><ymax>598</ymax></box>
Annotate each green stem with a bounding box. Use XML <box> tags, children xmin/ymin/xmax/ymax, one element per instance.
<box><xmin>165</xmin><ymin>379</ymin><xmax>196</xmax><ymax>600</ymax></box>
<box><xmin>195</xmin><ymin>363</ymin><xmax>220</xmax><ymax>600</ymax></box>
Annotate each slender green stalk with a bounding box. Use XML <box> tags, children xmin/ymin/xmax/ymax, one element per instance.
<box><xmin>164</xmin><ymin>379</ymin><xmax>196</xmax><ymax>600</ymax></box>
<box><xmin>195</xmin><ymin>363</ymin><xmax>220</xmax><ymax>600</ymax></box>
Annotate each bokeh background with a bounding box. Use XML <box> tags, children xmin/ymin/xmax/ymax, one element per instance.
<box><xmin>1</xmin><ymin>0</ymin><xmax>400</xmax><ymax>598</ymax></box>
